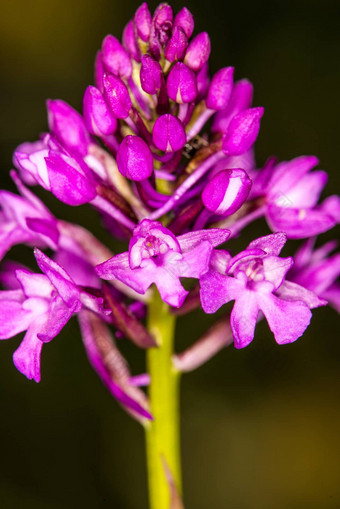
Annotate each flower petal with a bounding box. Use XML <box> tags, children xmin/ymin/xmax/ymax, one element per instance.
<box><xmin>0</xmin><ymin>294</ymin><xmax>32</xmax><ymax>339</ymax></box>
<box><xmin>258</xmin><ymin>293</ymin><xmax>312</xmax><ymax>344</ymax></box>
<box><xmin>178</xmin><ymin>228</ymin><xmax>230</xmax><ymax>251</ymax></box>
<box><xmin>34</xmin><ymin>249</ymin><xmax>81</xmax><ymax>310</ymax></box>
<box><xmin>200</xmin><ymin>271</ymin><xmax>243</xmax><ymax>313</ymax></box>
<box><xmin>12</xmin><ymin>321</ymin><xmax>44</xmax><ymax>382</ymax></box>
<box><xmin>230</xmin><ymin>290</ymin><xmax>259</xmax><ymax>348</ymax></box>
<box><xmin>267</xmin><ymin>203</ymin><xmax>336</xmax><ymax>239</ymax></box>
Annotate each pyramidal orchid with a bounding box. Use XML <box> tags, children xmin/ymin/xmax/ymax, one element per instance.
<box><xmin>1</xmin><ymin>3</ymin><xmax>339</xmax><ymax>508</ymax></box>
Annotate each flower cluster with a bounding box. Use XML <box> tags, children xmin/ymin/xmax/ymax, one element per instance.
<box><xmin>1</xmin><ymin>2</ymin><xmax>339</xmax><ymax>420</ymax></box>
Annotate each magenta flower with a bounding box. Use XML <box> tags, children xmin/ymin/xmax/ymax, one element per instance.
<box><xmin>96</xmin><ymin>219</ymin><xmax>230</xmax><ymax>307</ymax></box>
<box><xmin>2</xmin><ymin>2</ymin><xmax>339</xmax><ymax>505</ymax></box>
<box><xmin>200</xmin><ymin>233</ymin><xmax>326</xmax><ymax>348</ymax></box>
<box><xmin>0</xmin><ymin>249</ymin><xmax>106</xmax><ymax>382</ymax></box>
<box><xmin>253</xmin><ymin>155</ymin><xmax>340</xmax><ymax>238</ymax></box>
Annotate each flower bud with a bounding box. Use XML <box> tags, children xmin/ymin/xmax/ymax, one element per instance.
<box><xmin>173</xmin><ymin>7</ymin><xmax>194</xmax><ymax>38</ymax></box>
<box><xmin>222</xmin><ymin>107</ymin><xmax>264</xmax><ymax>155</ymax></box>
<box><xmin>167</xmin><ymin>62</ymin><xmax>197</xmax><ymax>103</ymax></box>
<box><xmin>206</xmin><ymin>67</ymin><xmax>234</xmax><ymax>111</ymax></box>
<box><xmin>152</xmin><ymin>114</ymin><xmax>186</xmax><ymax>152</ymax></box>
<box><xmin>117</xmin><ymin>135</ymin><xmax>153</xmax><ymax>181</ymax></box>
<box><xmin>83</xmin><ymin>86</ymin><xmax>117</xmax><ymax>137</ymax></box>
<box><xmin>103</xmin><ymin>73</ymin><xmax>132</xmax><ymax>119</ymax></box>
<box><xmin>164</xmin><ymin>26</ymin><xmax>188</xmax><ymax>62</ymax></box>
<box><xmin>140</xmin><ymin>55</ymin><xmax>162</xmax><ymax>94</ymax></box>
<box><xmin>184</xmin><ymin>32</ymin><xmax>211</xmax><ymax>71</ymax></box>
<box><xmin>149</xmin><ymin>3</ymin><xmax>173</xmax><ymax>57</ymax></box>
<box><xmin>122</xmin><ymin>20</ymin><xmax>140</xmax><ymax>62</ymax></box>
<box><xmin>134</xmin><ymin>3</ymin><xmax>152</xmax><ymax>42</ymax></box>
<box><xmin>202</xmin><ymin>168</ymin><xmax>252</xmax><ymax>215</ymax></box>
<box><xmin>102</xmin><ymin>35</ymin><xmax>132</xmax><ymax>79</ymax></box>
<box><xmin>47</xmin><ymin>99</ymin><xmax>90</xmax><ymax>157</ymax></box>
<box><xmin>153</xmin><ymin>3</ymin><xmax>173</xmax><ymax>43</ymax></box>
<box><xmin>212</xmin><ymin>79</ymin><xmax>253</xmax><ymax>133</ymax></box>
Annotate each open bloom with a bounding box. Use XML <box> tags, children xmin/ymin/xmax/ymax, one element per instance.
<box><xmin>252</xmin><ymin>156</ymin><xmax>340</xmax><ymax>238</ymax></box>
<box><xmin>200</xmin><ymin>233</ymin><xmax>326</xmax><ymax>348</ymax></box>
<box><xmin>96</xmin><ymin>219</ymin><xmax>230</xmax><ymax>307</ymax></box>
<box><xmin>0</xmin><ymin>249</ymin><xmax>106</xmax><ymax>382</ymax></box>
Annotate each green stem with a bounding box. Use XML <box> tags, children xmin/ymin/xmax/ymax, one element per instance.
<box><xmin>145</xmin><ymin>291</ymin><xmax>182</xmax><ymax>509</ymax></box>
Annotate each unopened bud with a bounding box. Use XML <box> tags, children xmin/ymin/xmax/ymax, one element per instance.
<box><xmin>103</xmin><ymin>73</ymin><xmax>132</xmax><ymax>119</ymax></box>
<box><xmin>102</xmin><ymin>35</ymin><xmax>132</xmax><ymax>80</ymax></box>
<box><xmin>202</xmin><ymin>168</ymin><xmax>252</xmax><ymax>215</ymax></box>
<box><xmin>140</xmin><ymin>55</ymin><xmax>162</xmax><ymax>94</ymax></box>
<box><xmin>47</xmin><ymin>99</ymin><xmax>89</xmax><ymax>157</ymax></box>
<box><xmin>206</xmin><ymin>67</ymin><xmax>234</xmax><ymax>111</ymax></box>
<box><xmin>152</xmin><ymin>114</ymin><xmax>186</xmax><ymax>152</ymax></box>
<box><xmin>167</xmin><ymin>62</ymin><xmax>197</xmax><ymax>103</ymax></box>
<box><xmin>83</xmin><ymin>86</ymin><xmax>117</xmax><ymax>137</ymax></box>
<box><xmin>117</xmin><ymin>135</ymin><xmax>154</xmax><ymax>181</ymax></box>
<box><xmin>184</xmin><ymin>32</ymin><xmax>211</xmax><ymax>71</ymax></box>
<box><xmin>222</xmin><ymin>107</ymin><xmax>264</xmax><ymax>155</ymax></box>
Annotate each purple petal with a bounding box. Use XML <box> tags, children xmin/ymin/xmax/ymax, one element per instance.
<box><xmin>200</xmin><ymin>271</ymin><xmax>243</xmax><ymax>313</ymax></box>
<box><xmin>167</xmin><ymin>62</ymin><xmax>197</xmax><ymax>104</ymax></box>
<box><xmin>259</xmin><ymin>293</ymin><xmax>312</xmax><ymax>344</ymax></box>
<box><xmin>266</xmin><ymin>203</ymin><xmax>336</xmax><ymax>239</ymax></box>
<box><xmin>168</xmin><ymin>241</ymin><xmax>212</xmax><ymax>279</ymax></box>
<box><xmin>15</xmin><ymin>270</ymin><xmax>52</xmax><ymax>298</ymax></box>
<box><xmin>173</xmin><ymin>7</ymin><xmax>194</xmax><ymax>38</ymax></box>
<box><xmin>13</xmin><ymin>323</ymin><xmax>44</xmax><ymax>382</ymax></box>
<box><xmin>37</xmin><ymin>298</ymin><xmax>73</xmax><ymax>343</ymax></box>
<box><xmin>212</xmin><ymin>78</ymin><xmax>254</xmax><ymax>134</ymax></box>
<box><xmin>222</xmin><ymin>107</ymin><xmax>264</xmax><ymax>156</ymax></box>
<box><xmin>322</xmin><ymin>285</ymin><xmax>340</xmax><ymax>313</ymax></box>
<box><xmin>140</xmin><ymin>55</ymin><xmax>163</xmax><ymax>94</ymax></box>
<box><xmin>83</xmin><ymin>86</ymin><xmax>117</xmax><ymax>137</ymax></box>
<box><xmin>152</xmin><ymin>114</ymin><xmax>186</xmax><ymax>152</ymax></box>
<box><xmin>0</xmin><ymin>294</ymin><xmax>33</xmax><ymax>339</ymax></box>
<box><xmin>231</xmin><ymin>291</ymin><xmax>259</xmax><ymax>348</ymax></box>
<box><xmin>262</xmin><ymin>255</ymin><xmax>293</xmax><ymax>290</ymax></box>
<box><xmin>103</xmin><ymin>73</ymin><xmax>132</xmax><ymax>119</ymax></box>
<box><xmin>202</xmin><ymin>168</ymin><xmax>252</xmax><ymax>215</ymax></box>
<box><xmin>45</xmin><ymin>152</ymin><xmax>96</xmax><ymax>206</ymax></box>
<box><xmin>116</xmin><ymin>135</ymin><xmax>154</xmax><ymax>181</ymax></box>
<box><xmin>164</xmin><ymin>26</ymin><xmax>188</xmax><ymax>62</ymax></box>
<box><xmin>267</xmin><ymin>155</ymin><xmax>319</xmax><ymax>196</ymax></box>
<box><xmin>122</xmin><ymin>20</ymin><xmax>140</xmax><ymax>61</ymax></box>
<box><xmin>134</xmin><ymin>3</ymin><xmax>152</xmax><ymax>41</ymax></box>
<box><xmin>247</xmin><ymin>232</ymin><xmax>287</xmax><ymax>256</ymax></box>
<box><xmin>34</xmin><ymin>249</ymin><xmax>81</xmax><ymax>310</ymax></box>
<box><xmin>26</xmin><ymin>217</ymin><xmax>59</xmax><ymax>247</ymax></box>
<box><xmin>282</xmin><ymin>171</ymin><xmax>328</xmax><ymax>208</ymax></box>
<box><xmin>102</xmin><ymin>34</ymin><xmax>132</xmax><ymax>79</ymax></box>
<box><xmin>277</xmin><ymin>280</ymin><xmax>327</xmax><ymax>309</ymax></box>
<box><xmin>184</xmin><ymin>32</ymin><xmax>211</xmax><ymax>71</ymax></box>
<box><xmin>47</xmin><ymin>99</ymin><xmax>89</xmax><ymax>157</ymax></box>
<box><xmin>206</xmin><ymin>67</ymin><xmax>234</xmax><ymax>111</ymax></box>
<box><xmin>178</xmin><ymin>228</ymin><xmax>230</xmax><ymax>251</ymax></box>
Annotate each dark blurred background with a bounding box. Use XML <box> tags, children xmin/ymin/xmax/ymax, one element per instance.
<box><xmin>0</xmin><ymin>0</ymin><xmax>339</xmax><ymax>507</ymax></box>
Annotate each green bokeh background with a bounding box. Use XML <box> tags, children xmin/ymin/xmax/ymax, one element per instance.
<box><xmin>0</xmin><ymin>1</ymin><xmax>339</xmax><ymax>507</ymax></box>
